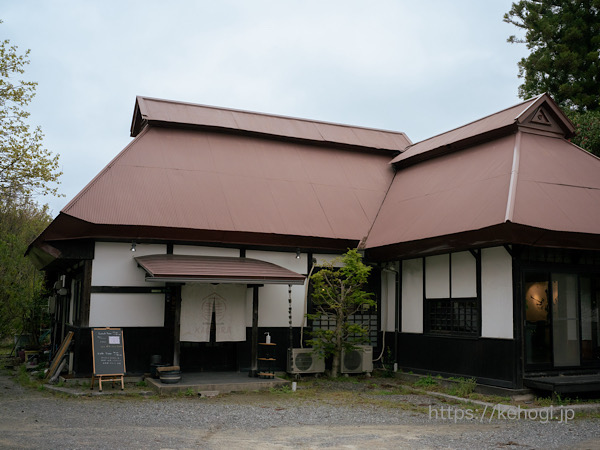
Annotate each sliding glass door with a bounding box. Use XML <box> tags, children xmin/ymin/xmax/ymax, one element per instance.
<box><xmin>524</xmin><ymin>272</ymin><xmax>599</xmax><ymax>369</ymax></box>
<box><xmin>551</xmin><ymin>274</ymin><xmax>579</xmax><ymax>366</ymax></box>
<box><xmin>580</xmin><ymin>276</ymin><xmax>600</xmax><ymax>364</ymax></box>
<box><xmin>524</xmin><ymin>273</ymin><xmax>552</xmax><ymax>366</ymax></box>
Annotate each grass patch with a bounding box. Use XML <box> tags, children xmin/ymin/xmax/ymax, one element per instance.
<box><xmin>414</xmin><ymin>375</ymin><xmax>438</xmax><ymax>388</ymax></box>
<box><xmin>14</xmin><ymin>364</ymin><xmax>45</xmax><ymax>390</ymax></box>
<box><xmin>269</xmin><ymin>384</ymin><xmax>293</xmax><ymax>394</ymax></box>
<box><xmin>447</xmin><ymin>377</ymin><xmax>477</xmax><ymax>397</ymax></box>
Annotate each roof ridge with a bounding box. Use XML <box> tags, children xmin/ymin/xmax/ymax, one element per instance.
<box><xmin>136</xmin><ymin>95</ymin><xmax>409</xmax><ymax>137</ymax></box>
<box><xmin>405</xmin><ymin>95</ymin><xmax>540</xmax><ymax>150</ymax></box>
<box><xmin>504</xmin><ymin>131</ymin><xmax>522</xmax><ymax>223</ymax></box>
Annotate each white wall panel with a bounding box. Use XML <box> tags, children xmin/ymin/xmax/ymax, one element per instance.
<box><xmin>173</xmin><ymin>245</ymin><xmax>239</xmax><ymax>257</ymax></box>
<box><xmin>425</xmin><ymin>254</ymin><xmax>450</xmax><ymax>298</ymax></box>
<box><xmin>89</xmin><ymin>293</ymin><xmax>164</xmax><ymax>327</ymax></box>
<box><xmin>402</xmin><ymin>259</ymin><xmax>423</xmax><ymax>333</ymax></box>
<box><xmin>92</xmin><ymin>242</ymin><xmax>166</xmax><ymax>286</ymax></box>
<box><xmin>481</xmin><ymin>247</ymin><xmax>513</xmax><ymax>339</ymax></box>
<box><xmin>451</xmin><ymin>251</ymin><xmax>477</xmax><ymax>298</ymax></box>
<box><xmin>246</xmin><ymin>250</ymin><xmax>307</xmax><ymax>273</ymax></box>
<box><xmin>245</xmin><ymin>284</ymin><xmax>306</xmax><ymax>327</ymax></box>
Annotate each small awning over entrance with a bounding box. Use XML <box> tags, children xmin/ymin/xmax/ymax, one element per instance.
<box><xmin>135</xmin><ymin>254</ymin><xmax>306</xmax><ymax>285</ymax></box>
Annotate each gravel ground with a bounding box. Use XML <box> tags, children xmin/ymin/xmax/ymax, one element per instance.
<box><xmin>0</xmin><ymin>371</ymin><xmax>599</xmax><ymax>449</ymax></box>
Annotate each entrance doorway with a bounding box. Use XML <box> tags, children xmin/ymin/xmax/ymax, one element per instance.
<box><xmin>524</xmin><ymin>272</ymin><xmax>600</xmax><ymax>369</ymax></box>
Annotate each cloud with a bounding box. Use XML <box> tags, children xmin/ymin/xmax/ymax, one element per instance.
<box><xmin>2</xmin><ymin>0</ymin><xmax>527</xmax><ymax>215</ymax></box>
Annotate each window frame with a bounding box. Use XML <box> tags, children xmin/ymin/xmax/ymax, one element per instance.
<box><xmin>423</xmin><ymin>251</ymin><xmax>481</xmax><ymax>337</ymax></box>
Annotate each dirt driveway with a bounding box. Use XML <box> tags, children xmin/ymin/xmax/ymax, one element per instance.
<box><xmin>1</xmin><ymin>370</ymin><xmax>599</xmax><ymax>449</ymax></box>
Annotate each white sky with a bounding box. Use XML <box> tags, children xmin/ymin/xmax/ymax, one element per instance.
<box><xmin>3</xmin><ymin>0</ymin><xmax>528</xmax><ymax>216</ymax></box>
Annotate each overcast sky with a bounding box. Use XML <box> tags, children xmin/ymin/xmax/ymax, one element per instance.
<box><xmin>4</xmin><ymin>1</ymin><xmax>528</xmax><ymax>216</ymax></box>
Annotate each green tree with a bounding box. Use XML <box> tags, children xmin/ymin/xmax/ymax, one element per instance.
<box><xmin>504</xmin><ymin>0</ymin><xmax>600</xmax><ymax>112</ymax></box>
<box><xmin>306</xmin><ymin>249</ymin><xmax>376</xmax><ymax>378</ymax></box>
<box><xmin>504</xmin><ymin>1</ymin><xmax>600</xmax><ymax>156</ymax></box>
<box><xmin>0</xmin><ymin>22</ymin><xmax>59</xmax><ymax>345</ymax></box>
<box><xmin>0</xmin><ymin>199</ymin><xmax>51</xmax><ymax>343</ymax></box>
<box><xmin>567</xmin><ymin>110</ymin><xmax>600</xmax><ymax>156</ymax></box>
<box><xmin>0</xmin><ymin>20</ymin><xmax>62</xmax><ymax>202</ymax></box>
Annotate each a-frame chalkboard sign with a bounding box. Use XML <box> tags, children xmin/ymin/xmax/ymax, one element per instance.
<box><xmin>91</xmin><ymin>328</ymin><xmax>126</xmax><ymax>391</ymax></box>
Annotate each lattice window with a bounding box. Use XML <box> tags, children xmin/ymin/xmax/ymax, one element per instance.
<box><xmin>312</xmin><ymin>313</ymin><xmax>378</xmax><ymax>347</ymax></box>
<box><xmin>427</xmin><ymin>298</ymin><xmax>479</xmax><ymax>336</ymax></box>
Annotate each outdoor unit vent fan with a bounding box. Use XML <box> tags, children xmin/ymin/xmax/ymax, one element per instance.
<box><xmin>341</xmin><ymin>345</ymin><xmax>373</xmax><ymax>374</ymax></box>
<box><xmin>287</xmin><ymin>348</ymin><xmax>325</xmax><ymax>374</ymax></box>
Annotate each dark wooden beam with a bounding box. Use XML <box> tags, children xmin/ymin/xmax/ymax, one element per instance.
<box><xmin>249</xmin><ymin>285</ymin><xmax>259</xmax><ymax>377</ymax></box>
<box><xmin>80</xmin><ymin>260</ymin><xmax>92</xmax><ymax>328</ymax></box>
<box><xmin>91</xmin><ymin>286</ymin><xmax>167</xmax><ymax>294</ymax></box>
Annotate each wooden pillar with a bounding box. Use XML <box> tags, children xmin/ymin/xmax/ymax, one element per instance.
<box><xmin>173</xmin><ymin>286</ymin><xmax>181</xmax><ymax>366</ymax></box>
<box><xmin>80</xmin><ymin>260</ymin><xmax>92</xmax><ymax>328</ymax></box>
<box><xmin>249</xmin><ymin>285</ymin><xmax>259</xmax><ymax>377</ymax></box>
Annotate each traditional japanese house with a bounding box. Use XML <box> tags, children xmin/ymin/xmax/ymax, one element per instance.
<box><xmin>28</xmin><ymin>94</ymin><xmax>600</xmax><ymax>391</ymax></box>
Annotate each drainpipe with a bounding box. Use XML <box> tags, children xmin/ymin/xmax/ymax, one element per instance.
<box><xmin>288</xmin><ymin>284</ymin><xmax>293</xmax><ymax>352</ymax></box>
<box><xmin>172</xmin><ymin>285</ymin><xmax>181</xmax><ymax>367</ymax></box>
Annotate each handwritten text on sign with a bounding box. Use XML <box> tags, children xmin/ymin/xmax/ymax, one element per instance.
<box><xmin>91</xmin><ymin>328</ymin><xmax>126</xmax><ymax>376</ymax></box>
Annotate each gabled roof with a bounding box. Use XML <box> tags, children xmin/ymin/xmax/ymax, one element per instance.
<box><xmin>366</xmin><ymin>97</ymin><xmax>600</xmax><ymax>259</ymax></box>
<box><xmin>390</xmin><ymin>93</ymin><xmax>575</xmax><ymax>168</ymax></box>
<box><xmin>58</xmin><ymin>126</ymin><xmax>395</xmax><ymax>245</ymax></box>
<box><xmin>29</xmin><ymin>94</ymin><xmax>600</xmax><ymax>267</ymax></box>
<box><xmin>32</xmin><ymin>99</ymin><xmax>407</xmax><ymax>255</ymax></box>
<box><xmin>131</xmin><ymin>96</ymin><xmax>411</xmax><ymax>152</ymax></box>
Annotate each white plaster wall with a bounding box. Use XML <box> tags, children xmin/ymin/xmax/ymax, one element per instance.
<box><xmin>89</xmin><ymin>293</ymin><xmax>165</xmax><ymax>327</ymax></box>
<box><xmin>173</xmin><ymin>245</ymin><xmax>239</xmax><ymax>257</ymax></box>
<box><xmin>451</xmin><ymin>251</ymin><xmax>477</xmax><ymax>298</ymax></box>
<box><xmin>246</xmin><ymin>250</ymin><xmax>307</xmax><ymax>273</ymax></box>
<box><xmin>402</xmin><ymin>258</ymin><xmax>423</xmax><ymax>333</ymax></box>
<box><xmin>245</xmin><ymin>284</ymin><xmax>306</xmax><ymax>327</ymax></box>
<box><xmin>481</xmin><ymin>247</ymin><xmax>513</xmax><ymax>339</ymax></box>
<box><xmin>92</xmin><ymin>242</ymin><xmax>166</xmax><ymax>286</ymax></box>
<box><xmin>425</xmin><ymin>254</ymin><xmax>450</xmax><ymax>298</ymax></box>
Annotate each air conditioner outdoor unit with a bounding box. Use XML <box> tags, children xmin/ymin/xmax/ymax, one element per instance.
<box><xmin>341</xmin><ymin>345</ymin><xmax>373</xmax><ymax>374</ymax></box>
<box><xmin>287</xmin><ymin>348</ymin><xmax>325</xmax><ymax>374</ymax></box>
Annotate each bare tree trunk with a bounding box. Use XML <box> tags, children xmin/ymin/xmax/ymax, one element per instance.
<box><xmin>331</xmin><ymin>312</ymin><xmax>343</xmax><ymax>378</ymax></box>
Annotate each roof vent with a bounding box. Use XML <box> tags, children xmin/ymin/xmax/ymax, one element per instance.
<box><xmin>530</xmin><ymin>107</ymin><xmax>552</xmax><ymax>126</ymax></box>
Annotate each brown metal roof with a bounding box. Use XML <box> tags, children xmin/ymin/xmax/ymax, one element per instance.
<box><xmin>131</xmin><ymin>96</ymin><xmax>411</xmax><ymax>152</ymax></box>
<box><xmin>60</xmin><ymin>126</ymin><xmax>395</xmax><ymax>244</ymax></box>
<box><xmin>512</xmin><ymin>133</ymin><xmax>600</xmax><ymax>233</ymax></box>
<box><xmin>366</xmin><ymin>129</ymin><xmax>600</xmax><ymax>258</ymax></box>
<box><xmin>390</xmin><ymin>94</ymin><xmax>575</xmax><ymax>168</ymax></box>
<box><xmin>366</xmin><ymin>134</ymin><xmax>515</xmax><ymax>250</ymax></box>
<box><xmin>135</xmin><ymin>254</ymin><xmax>305</xmax><ymax>284</ymax></box>
<box><xmin>30</xmin><ymin>94</ymin><xmax>600</xmax><ymax>266</ymax></box>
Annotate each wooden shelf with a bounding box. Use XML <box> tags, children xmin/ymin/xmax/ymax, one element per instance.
<box><xmin>258</xmin><ymin>372</ymin><xmax>275</xmax><ymax>379</ymax></box>
<box><xmin>258</xmin><ymin>342</ymin><xmax>276</xmax><ymax>377</ymax></box>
